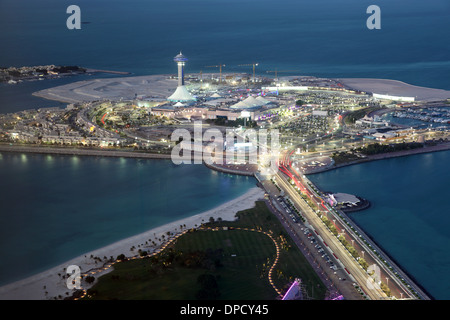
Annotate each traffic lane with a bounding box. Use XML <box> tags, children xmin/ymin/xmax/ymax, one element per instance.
<box><xmin>275</xmin><ymin>173</ymin><xmax>385</xmax><ymax>300</ymax></box>
<box><xmin>276</xmin><ymin>174</ymin><xmax>380</xmax><ymax>299</ymax></box>
<box><xmin>321</xmin><ymin>208</ymin><xmax>410</xmax><ymax>299</ymax></box>
<box><xmin>265</xmin><ymin>199</ymin><xmax>345</xmax><ymax>298</ymax></box>
<box><xmin>265</xmin><ymin>198</ymin><xmax>363</xmax><ymax>300</ymax></box>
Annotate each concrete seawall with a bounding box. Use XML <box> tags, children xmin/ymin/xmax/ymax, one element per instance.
<box><xmin>203</xmin><ymin>161</ymin><xmax>257</xmax><ymax>176</ymax></box>
<box><xmin>0</xmin><ymin>144</ymin><xmax>172</xmax><ymax>160</ymax></box>
<box><xmin>305</xmin><ymin>142</ymin><xmax>450</xmax><ymax>175</ymax></box>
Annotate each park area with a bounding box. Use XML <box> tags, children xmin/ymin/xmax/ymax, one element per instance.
<box><xmin>83</xmin><ymin>201</ymin><xmax>327</xmax><ymax>300</ymax></box>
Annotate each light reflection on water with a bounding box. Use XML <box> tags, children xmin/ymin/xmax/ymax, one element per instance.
<box><xmin>308</xmin><ymin>150</ymin><xmax>450</xmax><ymax>299</ymax></box>
<box><xmin>0</xmin><ymin>152</ymin><xmax>256</xmax><ymax>286</ymax></box>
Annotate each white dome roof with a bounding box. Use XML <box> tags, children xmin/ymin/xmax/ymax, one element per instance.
<box><xmin>229</xmin><ymin>95</ymin><xmax>271</xmax><ymax>109</ymax></box>
<box><xmin>168</xmin><ymin>85</ymin><xmax>196</xmax><ymax>102</ymax></box>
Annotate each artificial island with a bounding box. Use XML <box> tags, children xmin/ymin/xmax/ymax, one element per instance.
<box><xmin>1</xmin><ymin>52</ymin><xmax>450</xmax><ymax>301</ymax></box>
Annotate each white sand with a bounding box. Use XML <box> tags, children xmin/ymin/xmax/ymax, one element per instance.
<box><xmin>0</xmin><ymin>186</ymin><xmax>265</xmax><ymax>300</ymax></box>
<box><xmin>338</xmin><ymin>78</ymin><xmax>450</xmax><ymax>101</ymax></box>
<box><xmin>32</xmin><ymin>73</ymin><xmax>217</xmax><ymax>104</ymax></box>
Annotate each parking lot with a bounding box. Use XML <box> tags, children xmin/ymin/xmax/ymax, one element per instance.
<box><xmin>268</xmin><ymin>194</ymin><xmax>360</xmax><ymax>299</ymax></box>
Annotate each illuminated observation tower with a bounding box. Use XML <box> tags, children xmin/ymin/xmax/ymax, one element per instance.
<box><xmin>168</xmin><ymin>52</ymin><xmax>196</xmax><ymax>102</ymax></box>
<box><xmin>174</xmin><ymin>52</ymin><xmax>188</xmax><ymax>86</ymax></box>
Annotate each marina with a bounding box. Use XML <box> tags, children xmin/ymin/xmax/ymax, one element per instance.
<box><xmin>391</xmin><ymin>106</ymin><xmax>450</xmax><ymax>126</ymax></box>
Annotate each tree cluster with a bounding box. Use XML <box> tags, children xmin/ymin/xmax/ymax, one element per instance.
<box><xmin>357</xmin><ymin>142</ymin><xmax>422</xmax><ymax>155</ymax></box>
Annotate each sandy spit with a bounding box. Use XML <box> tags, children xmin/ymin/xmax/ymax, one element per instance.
<box><xmin>0</xmin><ymin>186</ymin><xmax>265</xmax><ymax>300</ymax></box>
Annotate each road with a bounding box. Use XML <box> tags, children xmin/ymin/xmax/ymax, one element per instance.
<box><xmin>274</xmin><ymin>172</ymin><xmax>387</xmax><ymax>300</ymax></box>
<box><xmin>274</xmin><ymin>145</ymin><xmax>431</xmax><ymax>300</ymax></box>
<box><xmin>263</xmin><ymin>197</ymin><xmax>363</xmax><ymax>300</ymax></box>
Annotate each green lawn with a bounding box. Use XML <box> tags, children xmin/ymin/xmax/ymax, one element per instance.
<box><xmin>84</xmin><ymin>201</ymin><xmax>327</xmax><ymax>300</ymax></box>
<box><xmin>218</xmin><ymin>201</ymin><xmax>327</xmax><ymax>299</ymax></box>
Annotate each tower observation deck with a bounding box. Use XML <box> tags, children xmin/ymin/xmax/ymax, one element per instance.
<box><xmin>174</xmin><ymin>52</ymin><xmax>188</xmax><ymax>86</ymax></box>
<box><xmin>168</xmin><ymin>52</ymin><xmax>196</xmax><ymax>103</ymax></box>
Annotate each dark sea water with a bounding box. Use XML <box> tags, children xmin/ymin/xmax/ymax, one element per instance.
<box><xmin>0</xmin><ymin>0</ymin><xmax>449</xmax><ymax>93</ymax></box>
<box><xmin>0</xmin><ymin>0</ymin><xmax>449</xmax><ymax>298</ymax></box>
<box><xmin>308</xmin><ymin>150</ymin><xmax>450</xmax><ymax>300</ymax></box>
<box><xmin>0</xmin><ymin>153</ymin><xmax>256</xmax><ymax>286</ymax></box>
<box><xmin>1</xmin><ymin>0</ymin><xmax>449</xmax><ymax>112</ymax></box>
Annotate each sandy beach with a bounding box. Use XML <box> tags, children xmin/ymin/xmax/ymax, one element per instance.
<box><xmin>31</xmin><ymin>75</ymin><xmax>450</xmax><ymax>107</ymax></box>
<box><xmin>0</xmin><ymin>186</ymin><xmax>265</xmax><ymax>300</ymax></box>
<box><xmin>337</xmin><ymin>78</ymin><xmax>450</xmax><ymax>101</ymax></box>
<box><xmin>31</xmin><ymin>74</ymin><xmax>178</xmax><ymax>104</ymax></box>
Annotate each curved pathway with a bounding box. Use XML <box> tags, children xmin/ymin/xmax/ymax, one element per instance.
<box><xmin>75</xmin><ymin>225</ymin><xmax>285</xmax><ymax>300</ymax></box>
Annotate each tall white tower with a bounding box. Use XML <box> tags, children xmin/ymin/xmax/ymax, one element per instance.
<box><xmin>168</xmin><ymin>51</ymin><xmax>196</xmax><ymax>102</ymax></box>
<box><xmin>174</xmin><ymin>52</ymin><xmax>188</xmax><ymax>86</ymax></box>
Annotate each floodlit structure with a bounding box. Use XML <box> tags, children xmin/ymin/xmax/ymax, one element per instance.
<box><xmin>229</xmin><ymin>95</ymin><xmax>272</xmax><ymax>109</ymax></box>
<box><xmin>168</xmin><ymin>85</ymin><xmax>196</xmax><ymax>102</ymax></box>
<box><xmin>328</xmin><ymin>193</ymin><xmax>360</xmax><ymax>206</ymax></box>
<box><xmin>373</xmin><ymin>93</ymin><xmax>415</xmax><ymax>102</ymax></box>
<box><xmin>168</xmin><ymin>52</ymin><xmax>196</xmax><ymax>102</ymax></box>
<box><xmin>174</xmin><ymin>51</ymin><xmax>188</xmax><ymax>86</ymax></box>
<box><xmin>282</xmin><ymin>278</ymin><xmax>304</xmax><ymax>300</ymax></box>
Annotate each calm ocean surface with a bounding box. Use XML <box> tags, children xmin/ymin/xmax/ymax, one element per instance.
<box><xmin>308</xmin><ymin>151</ymin><xmax>450</xmax><ymax>300</ymax></box>
<box><xmin>0</xmin><ymin>0</ymin><xmax>449</xmax><ymax>298</ymax></box>
<box><xmin>0</xmin><ymin>153</ymin><xmax>256</xmax><ymax>286</ymax></box>
<box><xmin>1</xmin><ymin>0</ymin><xmax>450</xmax><ymax>100</ymax></box>
<box><xmin>1</xmin><ymin>0</ymin><xmax>449</xmax><ymax>112</ymax></box>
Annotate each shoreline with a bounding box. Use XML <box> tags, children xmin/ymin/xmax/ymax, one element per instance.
<box><xmin>305</xmin><ymin>141</ymin><xmax>450</xmax><ymax>175</ymax></box>
<box><xmin>85</xmin><ymin>69</ymin><xmax>132</xmax><ymax>75</ymax></box>
<box><xmin>304</xmin><ymin>147</ymin><xmax>450</xmax><ymax>299</ymax></box>
<box><xmin>0</xmin><ymin>186</ymin><xmax>265</xmax><ymax>300</ymax></box>
<box><xmin>1</xmin><ymin>68</ymin><xmax>131</xmax><ymax>90</ymax></box>
<box><xmin>7</xmin><ymin>140</ymin><xmax>450</xmax><ymax>177</ymax></box>
<box><xmin>0</xmin><ymin>144</ymin><xmax>173</xmax><ymax>160</ymax></box>
<box><xmin>1</xmin><ymin>140</ymin><xmax>449</xmax><ymax>300</ymax></box>
<box><xmin>27</xmin><ymin>75</ymin><xmax>450</xmax><ymax>105</ymax></box>
<box><xmin>343</xmin><ymin>210</ymin><xmax>435</xmax><ymax>300</ymax></box>
<box><xmin>0</xmin><ymin>144</ymin><xmax>445</xmax><ymax>300</ymax></box>
<box><xmin>31</xmin><ymin>73</ymin><xmax>177</xmax><ymax>104</ymax></box>
<box><xmin>337</xmin><ymin>78</ymin><xmax>450</xmax><ymax>102</ymax></box>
